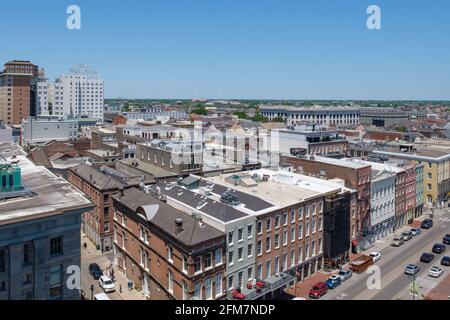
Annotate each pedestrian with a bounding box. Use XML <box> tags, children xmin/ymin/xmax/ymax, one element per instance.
<box><xmin>119</xmin><ymin>284</ymin><xmax>122</xmax><ymax>293</ymax></box>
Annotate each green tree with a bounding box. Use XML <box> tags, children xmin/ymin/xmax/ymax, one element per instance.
<box><xmin>251</xmin><ymin>113</ymin><xmax>269</xmax><ymax>123</ymax></box>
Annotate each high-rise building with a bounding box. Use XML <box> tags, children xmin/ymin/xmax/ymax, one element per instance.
<box><xmin>0</xmin><ymin>61</ymin><xmax>39</xmax><ymax>126</ymax></box>
<box><xmin>37</xmin><ymin>65</ymin><xmax>104</xmax><ymax>120</ymax></box>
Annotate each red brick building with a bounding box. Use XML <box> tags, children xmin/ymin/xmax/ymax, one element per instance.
<box><xmin>112</xmin><ymin>188</ymin><xmax>226</xmax><ymax>300</ymax></box>
<box><xmin>281</xmin><ymin>155</ymin><xmax>371</xmax><ymax>252</ymax></box>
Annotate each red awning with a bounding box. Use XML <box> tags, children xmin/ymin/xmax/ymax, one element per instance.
<box><xmin>352</xmin><ymin>239</ymin><xmax>358</xmax><ymax>246</ymax></box>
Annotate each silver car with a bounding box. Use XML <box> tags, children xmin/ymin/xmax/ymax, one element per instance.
<box><xmin>337</xmin><ymin>269</ymin><xmax>353</xmax><ymax>282</ymax></box>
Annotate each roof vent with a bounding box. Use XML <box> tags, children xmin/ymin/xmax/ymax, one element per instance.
<box><xmin>175</xmin><ymin>218</ymin><xmax>183</xmax><ymax>234</ymax></box>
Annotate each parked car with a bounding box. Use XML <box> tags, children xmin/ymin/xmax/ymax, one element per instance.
<box><xmin>429</xmin><ymin>266</ymin><xmax>444</xmax><ymax>278</ymax></box>
<box><xmin>392</xmin><ymin>236</ymin><xmax>405</xmax><ymax>247</ymax></box>
<box><xmin>404</xmin><ymin>264</ymin><xmax>420</xmax><ymax>276</ymax></box>
<box><xmin>421</xmin><ymin>219</ymin><xmax>433</xmax><ymax>229</ymax></box>
<box><xmin>420</xmin><ymin>253</ymin><xmax>435</xmax><ymax>263</ymax></box>
<box><xmin>309</xmin><ymin>282</ymin><xmax>328</xmax><ymax>299</ymax></box>
<box><xmin>232</xmin><ymin>288</ymin><xmax>246</xmax><ymax>300</ymax></box>
<box><xmin>411</xmin><ymin>228</ymin><xmax>422</xmax><ymax>236</ymax></box>
<box><xmin>432</xmin><ymin>243</ymin><xmax>446</xmax><ymax>254</ymax></box>
<box><xmin>325</xmin><ymin>275</ymin><xmax>342</xmax><ymax>289</ymax></box>
<box><xmin>370</xmin><ymin>252</ymin><xmax>381</xmax><ymax>263</ymax></box>
<box><xmin>441</xmin><ymin>256</ymin><xmax>450</xmax><ymax>267</ymax></box>
<box><xmin>99</xmin><ymin>276</ymin><xmax>115</xmax><ymax>293</ymax></box>
<box><xmin>401</xmin><ymin>231</ymin><xmax>413</xmax><ymax>241</ymax></box>
<box><xmin>89</xmin><ymin>263</ymin><xmax>103</xmax><ymax>280</ymax></box>
<box><xmin>443</xmin><ymin>234</ymin><xmax>450</xmax><ymax>245</ymax></box>
<box><xmin>337</xmin><ymin>269</ymin><xmax>353</xmax><ymax>282</ymax></box>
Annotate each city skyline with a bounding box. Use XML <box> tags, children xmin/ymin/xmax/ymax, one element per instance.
<box><xmin>1</xmin><ymin>0</ymin><xmax>450</xmax><ymax>100</ymax></box>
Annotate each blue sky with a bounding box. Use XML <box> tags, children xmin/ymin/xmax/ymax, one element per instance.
<box><xmin>1</xmin><ymin>0</ymin><xmax>450</xmax><ymax>100</ymax></box>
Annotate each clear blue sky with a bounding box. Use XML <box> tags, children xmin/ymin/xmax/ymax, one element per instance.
<box><xmin>1</xmin><ymin>0</ymin><xmax>449</xmax><ymax>100</ymax></box>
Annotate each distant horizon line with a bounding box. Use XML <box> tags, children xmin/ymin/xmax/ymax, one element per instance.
<box><xmin>104</xmin><ymin>98</ymin><xmax>450</xmax><ymax>102</ymax></box>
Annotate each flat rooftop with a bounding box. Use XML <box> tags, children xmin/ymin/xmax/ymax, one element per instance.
<box><xmin>284</xmin><ymin>154</ymin><xmax>370</xmax><ymax>169</ymax></box>
<box><xmin>0</xmin><ymin>143</ymin><xmax>93</xmax><ymax>225</ymax></box>
<box><xmin>373</xmin><ymin>145</ymin><xmax>450</xmax><ymax>160</ymax></box>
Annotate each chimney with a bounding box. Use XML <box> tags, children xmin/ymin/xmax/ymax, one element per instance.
<box><xmin>119</xmin><ymin>186</ymin><xmax>124</xmax><ymax>197</ymax></box>
<box><xmin>89</xmin><ymin>174</ymin><xmax>93</xmax><ymax>181</ymax></box>
<box><xmin>175</xmin><ymin>218</ymin><xmax>183</xmax><ymax>234</ymax></box>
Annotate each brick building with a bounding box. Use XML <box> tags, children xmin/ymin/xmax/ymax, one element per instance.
<box><xmin>281</xmin><ymin>155</ymin><xmax>371</xmax><ymax>252</ymax></box>
<box><xmin>67</xmin><ymin>164</ymin><xmax>134</xmax><ymax>252</ymax></box>
<box><xmin>112</xmin><ymin>188</ymin><xmax>226</xmax><ymax>300</ymax></box>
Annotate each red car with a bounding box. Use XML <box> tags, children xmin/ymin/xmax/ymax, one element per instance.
<box><xmin>232</xmin><ymin>288</ymin><xmax>246</xmax><ymax>300</ymax></box>
<box><xmin>309</xmin><ymin>282</ymin><xmax>328</xmax><ymax>299</ymax></box>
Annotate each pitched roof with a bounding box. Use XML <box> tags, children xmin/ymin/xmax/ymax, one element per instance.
<box><xmin>69</xmin><ymin>163</ymin><xmax>126</xmax><ymax>190</ymax></box>
<box><xmin>113</xmin><ymin>188</ymin><xmax>224</xmax><ymax>247</ymax></box>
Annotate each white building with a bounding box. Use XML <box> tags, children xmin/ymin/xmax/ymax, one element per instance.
<box><xmin>21</xmin><ymin>116</ymin><xmax>80</xmax><ymax>146</ymax></box>
<box><xmin>37</xmin><ymin>65</ymin><xmax>104</xmax><ymax>120</ymax></box>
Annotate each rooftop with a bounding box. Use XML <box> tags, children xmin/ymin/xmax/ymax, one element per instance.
<box><xmin>69</xmin><ymin>163</ymin><xmax>126</xmax><ymax>190</ymax></box>
<box><xmin>0</xmin><ymin>143</ymin><xmax>93</xmax><ymax>225</ymax></box>
<box><xmin>113</xmin><ymin>188</ymin><xmax>224</xmax><ymax>247</ymax></box>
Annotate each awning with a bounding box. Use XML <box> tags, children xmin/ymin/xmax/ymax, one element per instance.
<box><xmin>352</xmin><ymin>239</ymin><xmax>358</xmax><ymax>246</ymax></box>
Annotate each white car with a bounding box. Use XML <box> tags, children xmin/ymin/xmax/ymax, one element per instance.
<box><xmin>370</xmin><ymin>252</ymin><xmax>381</xmax><ymax>263</ymax></box>
<box><xmin>428</xmin><ymin>266</ymin><xmax>444</xmax><ymax>278</ymax></box>
<box><xmin>99</xmin><ymin>275</ymin><xmax>115</xmax><ymax>293</ymax></box>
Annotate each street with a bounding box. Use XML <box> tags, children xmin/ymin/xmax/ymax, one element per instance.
<box><xmin>323</xmin><ymin>207</ymin><xmax>450</xmax><ymax>300</ymax></box>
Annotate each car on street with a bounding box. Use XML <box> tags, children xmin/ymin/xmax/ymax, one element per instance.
<box><xmin>420</xmin><ymin>253</ymin><xmax>435</xmax><ymax>263</ymax></box>
<box><xmin>443</xmin><ymin>234</ymin><xmax>450</xmax><ymax>245</ymax></box>
<box><xmin>99</xmin><ymin>275</ymin><xmax>115</xmax><ymax>293</ymax></box>
<box><xmin>370</xmin><ymin>252</ymin><xmax>381</xmax><ymax>263</ymax></box>
<box><xmin>429</xmin><ymin>266</ymin><xmax>444</xmax><ymax>278</ymax></box>
<box><xmin>404</xmin><ymin>264</ymin><xmax>420</xmax><ymax>276</ymax></box>
<box><xmin>89</xmin><ymin>263</ymin><xmax>103</xmax><ymax>280</ymax></box>
<box><xmin>309</xmin><ymin>282</ymin><xmax>328</xmax><ymax>299</ymax></box>
<box><xmin>232</xmin><ymin>288</ymin><xmax>246</xmax><ymax>300</ymax></box>
<box><xmin>337</xmin><ymin>269</ymin><xmax>353</xmax><ymax>282</ymax></box>
<box><xmin>392</xmin><ymin>236</ymin><xmax>404</xmax><ymax>247</ymax></box>
<box><xmin>411</xmin><ymin>228</ymin><xmax>422</xmax><ymax>236</ymax></box>
<box><xmin>441</xmin><ymin>256</ymin><xmax>450</xmax><ymax>267</ymax></box>
<box><xmin>401</xmin><ymin>231</ymin><xmax>413</xmax><ymax>241</ymax></box>
<box><xmin>325</xmin><ymin>275</ymin><xmax>342</xmax><ymax>289</ymax></box>
<box><xmin>94</xmin><ymin>293</ymin><xmax>111</xmax><ymax>300</ymax></box>
<box><xmin>432</xmin><ymin>243</ymin><xmax>446</xmax><ymax>254</ymax></box>
<box><xmin>421</xmin><ymin>219</ymin><xmax>433</xmax><ymax>229</ymax></box>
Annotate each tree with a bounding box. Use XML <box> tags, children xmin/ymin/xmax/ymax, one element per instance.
<box><xmin>191</xmin><ymin>106</ymin><xmax>208</xmax><ymax>115</ymax></box>
<box><xmin>271</xmin><ymin>116</ymin><xmax>285</xmax><ymax>123</ymax></box>
<box><xmin>251</xmin><ymin>113</ymin><xmax>269</xmax><ymax>123</ymax></box>
<box><xmin>233</xmin><ymin>111</ymin><xmax>248</xmax><ymax>119</ymax></box>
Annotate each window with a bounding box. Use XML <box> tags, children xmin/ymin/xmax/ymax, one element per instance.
<box><xmin>194</xmin><ymin>257</ymin><xmax>202</xmax><ymax>273</ymax></box>
<box><xmin>257</xmin><ymin>264</ymin><xmax>263</xmax><ymax>280</ymax></box>
<box><xmin>50</xmin><ymin>236</ymin><xmax>63</xmax><ymax>256</ymax></box>
<box><xmin>167</xmin><ymin>246</ymin><xmax>173</xmax><ymax>263</ymax></box>
<box><xmin>318</xmin><ymin>216</ymin><xmax>323</xmax><ymax>231</ymax></box>
<box><xmin>275</xmin><ymin>215</ymin><xmax>280</xmax><ymax>228</ymax></box>
<box><xmin>215</xmin><ymin>274</ymin><xmax>222</xmax><ymax>297</ymax></box>
<box><xmin>204</xmin><ymin>277</ymin><xmax>212</xmax><ymax>299</ymax></box>
<box><xmin>319</xmin><ymin>202</ymin><xmax>323</xmax><ymax>213</ymax></box>
<box><xmin>257</xmin><ymin>240</ymin><xmax>262</xmax><ymax>256</ymax></box>
<box><xmin>319</xmin><ymin>238</ymin><xmax>323</xmax><ymax>253</ymax></box>
<box><xmin>193</xmin><ymin>282</ymin><xmax>202</xmax><ymax>300</ymax></box>
<box><xmin>247</xmin><ymin>224</ymin><xmax>253</xmax><ymax>239</ymax></box>
<box><xmin>265</xmin><ymin>236</ymin><xmax>271</xmax><ymax>253</ymax></box>
<box><xmin>274</xmin><ymin>256</ymin><xmax>280</xmax><ymax>274</ymax></box>
<box><xmin>266</xmin><ymin>218</ymin><xmax>272</xmax><ymax>232</ymax></box>
<box><xmin>182</xmin><ymin>281</ymin><xmax>188</xmax><ymax>300</ymax></box>
<box><xmin>305</xmin><ymin>206</ymin><xmax>310</xmax><ymax>218</ymax></box>
<box><xmin>183</xmin><ymin>256</ymin><xmax>188</xmax><ymax>274</ymax></box>
<box><xmin>312</xmin><ymin>218</ymin><xmax>316</xmax><ymax>234</ymax></box>
<box><xmin>298</xmin><ymin>208</ymin><xmax>303</xmax><ymax>221</ymax></box>
<box><xmin>247</xmin><ymin>267</ymin><xmax>253</xmax><ymax>280</ymax></box>
<box><xmin>237</xmin><ymin>272</ymin><xmax>243</xmax><ymax>287</ymax></box>
<box><xmin>290</xmin><ymin>250</ymin><xmax>295</xmax><ymax>267</ymax></box>
<box><xmin>298</xmin><ymin>246</ymin><xmax>303</xmax><ymax>263</ymax></box>
<box><xmin>168</xmin><ymin>271</ymin><xmax>174</xmax><ymax>293</ymax></box>
<box><xmin>215</xmin><ymin>249</ymin><xmax>222</xmax><ymax>266</ymax></box>
<box><xmin>204</xmin><ymin>253</ymin><xmax>212</xmax><ymax>269</ymax></box>
<box><xmin>305</xmin><ymin>243</ymin><xmax>310</xmax><ymax>259</ymax></box>
<box><xmin>282</xmin><ymin>212</ymin><xmax>288</xmax><ymax>226</ymax></box>
<box><xmin>427</xmin><ymin>184</ymin><xmax>432</xmax><ymax>191</ymax></box>
<box><xmin>274</xmin><ymin>234</ymin><xmax>280</xmax><ymax>248</ymax></box>
<box><xmin>312</xmin><ymin>204</ymin><xmax>316</xmax><ymax>216</ymax></box>
<box><xmin>283</xmin><ymin>230</ymin><xmax>288</xmax><ymax>246</ymax></box>
<box><xmin>257</xmin><ymin>221</ymin><xmax>262</xmax><ymax>235</ymax></box>
<box><xmin>282</xmin><ymin>253</ymin><xmax>287</xmax><ymax>271</ymax></box>
<box><xmin>238</xmin><ymin>248</ymin><xmax>243</xmax><ymax>261</ymax></box>
<box><xmin>0</xmin><ymin>249</ymin><xmax>5</xmax><ymax>273</ymax></box>
<box><xmin>305</xmin><ymin>222</ymin><xmax>310</xmax><ymax>237</ymax></box>
<box><xmin>247</xmin><ymin>244</ymin><xmax>253</xmax><ymax>258</ymax></box>
<box><xmin>266</xmin><ymin>260</ymin><xmax>271</xmax><ymax>277</ymax></box>
<box><xmin>23</xmin><ymin>243</ymin><xmax>32</xmax><ymax>266</ymax></box>
<box><xmin>49</xmin><ymin>265</ymin><xmax>63</xmax><ymax>299</ymax></box>
<box><xmin>311</xmin><ymin>240</ymin><xmax>316</xmax><ymax>256</ymax></box>
<box><xmin>228</xmin><ymin>276</ymin><xmax>234</xmax><ymax>290</ymax></box>
<box><xmin>238</xmin><ymin>227</ymin><xmax>243</xmax><ymax>242</ymax></box>
<box><xmin>290</xmin><ymin>209</ymin><xmax>296</xmax><ymax>223</ymax></box>
<box><xmin>228</xmin><ymin>231</ymin><xmax>234</xmax><ymax>245</ymax></box>
<box><xmin>298</xmin><ymin>224</ymin><xmax>303</xmax><ymax>239</ymax></box>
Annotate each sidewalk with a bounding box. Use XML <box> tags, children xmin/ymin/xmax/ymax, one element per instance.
<box><xmin>81</xmin><ymin>232</ymin><xmax>146</xmax><ymax>300</ymax></box>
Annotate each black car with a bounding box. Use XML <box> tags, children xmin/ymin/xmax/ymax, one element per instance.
<box><xmin>420</xmin><ymin>253</ymin><xmax>435</xmax><ymax>263</ymax></box>
<box><xmin>441</xmin><ymin>256</ymin><xmax>450</xmax><ymax>267</ymax></box>
<box><xmin>432</xmin><ymin>243</ymin><xmax>446</xmax><ymax>254</ymax></box>
<box><xmin>443</xmin><ymin>234</ymin><xmax>450</xmax><ymax>245</ymax></box>
<box><xmin>421</xmin><ymin>219</ymin><xmax>433</xmax><ymax>229</ymax></box>
<box><xmin>88</xmin><ymin>263</ymin><xmax>103</xmax><ymax>279</ymax></box>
